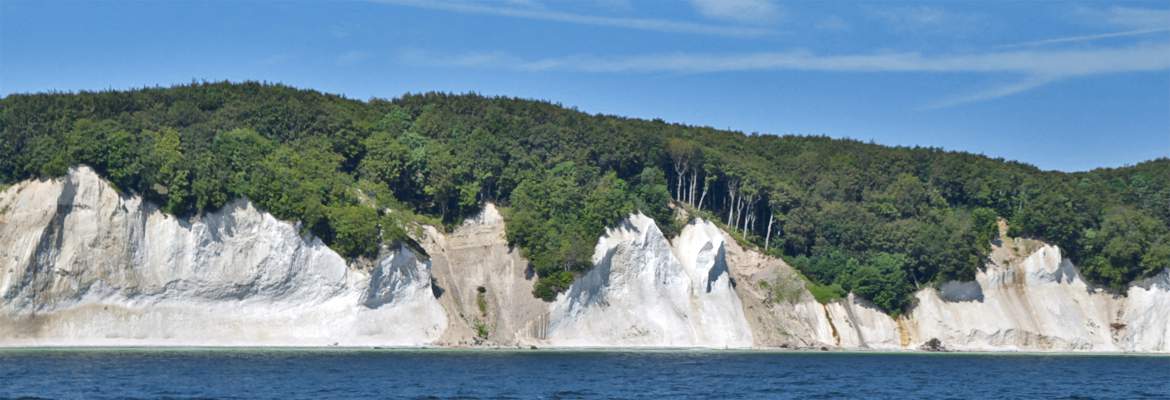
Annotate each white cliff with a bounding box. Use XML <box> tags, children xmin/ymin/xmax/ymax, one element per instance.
<box><xmin>0</xmin><ymin>166</ymin><xmax>446</xmax><ymax>346</ymax></box>
<box><xmin>543</xmin><ymin>215</ymin><xmax>753</xmax><ymax>347</ymax></box>
<box><xmin>728</xmin><ymin>230</ymin><xmax>1170</xmax><ymax>352</ymax></box>
<box><xmin>1</xmin><ymin>168</ymin><xmax>1167</xmax><ymax>352</ymax></box>
<box><xmin>823</xmin><ymin>295</ymin><xmax>904</xmax><ymax>349</ymax></box>
<box><xmin>903</xmin><ymin>240</ymin><xmax>1170</xmax><ymax>352</ymax></box>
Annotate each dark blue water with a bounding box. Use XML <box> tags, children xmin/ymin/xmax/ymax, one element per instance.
<box><xmin>1</xmin><ymin>349</ymin><xmax>1168</xmax><ymax>399</ymax></box>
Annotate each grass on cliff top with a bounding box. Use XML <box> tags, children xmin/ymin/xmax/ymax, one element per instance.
<box><xmin>803</xmin><ymin>278</ymin><xmax>846</xmax><ymax>305</ymax></box>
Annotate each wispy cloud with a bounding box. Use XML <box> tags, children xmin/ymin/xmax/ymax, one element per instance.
<box><xmin>401</xmin><ymin>42</ymin><xmax>1170</xmax><ymax>107</ymax></box>
<box><xmin>921</xmin><ymin>76</ymin><xmax>1058</xmax><ymax>110</ymax></box>
<box><xmin>690</xmin><ymin>0</ymin><xmax>782</xmax><ymax>25</ymax></box>
<box><xmin>369</xmin><ymin>0</ymin><xmax>773</xmax><ymax>37</ymax></box>
<box><xmin>997</xmin><ymin>27</ymin><xmax>1170</xmax><ymax>49</ymax></box>
<box><xmin>404</xmin><ymin>43</ymin><xmax>1170</xmax><ymax>75</ymax></box>
<box><xmin>1002</xmin><ymin>6</ymin><xmax>1170</xmax><ymax>49</ymax></box>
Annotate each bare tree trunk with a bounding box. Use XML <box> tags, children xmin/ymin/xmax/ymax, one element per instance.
<box><xmin>743</xmin><ymin>196</ymin><xmax>752</xmax><ymax>234</ymax></box>
<box><xmin>744</xmin><ymin>196</ymin><xmax>751</xmax><ymax>234</ymax></box>
<box><xmin>735</xmin><ymin>195</ymin><xmax>745</xmax><ymax>234</ymax></box>
<box><xmin>765</xmin><ymin>211</ymin><xmax>774</xmax><ymax>251</ymax></box>
<box><xmin>727</xmin><ymin>191</ymin><xmax>736</xmax><ymax>227</ymax></box>
<box><xmin>741</xmin><ymin>201</ymin><xmax>748</xmax><ymax>235</ymax></box>
<box><xmin>726</xmin><ymin>181</ymin><xmax>738</xmax><ymax>227</ymax></box>
<box><xmin>698</xmin><ymin>181</ymin><xmax>709</xmax><ymax>211</ymax></box>
<box><xmin>744</xmin><ymin>197</ymin><xmax>752</xmax><ymax>234</ymax></box>
<box><xmin>748</xmin><ymin>195</ymin><xmax>758</xmax><ymax>232</ymax></box>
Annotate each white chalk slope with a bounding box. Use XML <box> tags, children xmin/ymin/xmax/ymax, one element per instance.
<box><xmin>1</xmin><ymin>168</ymin><xmax>1166</xmax><ymax>352</ymax></box>
<box><xmin>743</xmin><ymin>239</ymin><xmax>1170</xmax><ymax>352</ymax></box>
<box><xmin>0</xmin><ymin>166</ymin><xmax>446</xmax><ymax>346</ymax></box>
<box><xmin>904</xmin><ymin>243</ymin><xmax>1170</xmax><ymax>351</ymax></box>
<box><xmin>544</xmin><ymin>214</ymin><xmax>753</xmax><ymax>347</ymax></box>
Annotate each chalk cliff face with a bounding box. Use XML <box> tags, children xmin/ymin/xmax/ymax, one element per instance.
<box><xmin>902</xmin><ymin>242</ymin><xmax>1170</xmax><ymax>352</ymax></box>
<box><xmin>0</xmin><ymin>167</ymin><xmax>446</xmax><ymax>346</ymax></box>
<box><xmin>728</xmin><ymin>233</ymin><xmax>1170</xmax><ymax>352</ymax></box>
<box><xmin>418</xmin><ymin>204</ymin><xmax>548</xmax><ymax>347</ymax></box>
<box><xmin>1</xmin><ymin>168</ymin><xmax>1167</xmax><ymax>352</ymax></box>
<box><xmin>543</xmin><ymin>215</ymin><xmax>753</xmax><ymax>347</ymax></box>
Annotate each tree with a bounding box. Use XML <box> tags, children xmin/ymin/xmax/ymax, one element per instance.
<box><xmin>1012</xmin><ymin>186</ymin><xmax>1091</xmax><ymax>259</ymax></box>
<box><xmin>885</xmin><ymin>173</ymin><xmax>944</xmax><ymax>218</ymax></box>
<box><xmin>506</xmin><ymin>162</ymin><xmax>600</xmax><ymax>300</ymax></box>
<box><xmin>327</xmin><ymin>205</ymin><xmax>381</xmax><ymax>259</ymax></box>
<box><xmin>1080</xmin><ymin>207</ymin><xmax>1170</xmax><ymax>290</ymax></box>
<box><xmin>697</xmin><ymin>163</ymin><xmax>717</xmax><ymax>210</ymax></box>
<box><xmin>584</xmin><ymin>172</ymin><xmax>635</xmax><ymax>230</ymax></box>
<box><xmin>212</xmin><ymin>128</ymin><xmax>274</xmax><ymax>196</ymax></box>
<box><xmin>373</xmin><ymin>105</ymin><xmax>412</xmax><ymax>135</ymax></box>
<box><xmin>666</xmin><ymin>138</ymin><xmax>696</xmax><ymax>202</ymax></box>
<box><xmin>764</xmin><ymin>181</ymin><xmax>795</xmax><ymax>252</ymax></box>
<box><xmin>358</xmin><ymin>130</ymin><xmax>409</xmax><ymax>188</ymax></box>
<box><xmin>139</xmin><ymin>128</ymin><xmax>190</xmax><ymax>214</ymax></box>
<box><xmin>845</xmin><ymin>253</ymin><xmax>914</xmax><ymax>315</ymax></box>
<box><xmin>631</xmin><ymin>166</ymin><xmax>675</xmax><ymax>236</ymax></box>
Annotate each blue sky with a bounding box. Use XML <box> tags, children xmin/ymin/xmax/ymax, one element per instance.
<box><xmin>2</xmin><ymin>1</ymin><xmax>1168</xmax><ymax>172</ymax></box>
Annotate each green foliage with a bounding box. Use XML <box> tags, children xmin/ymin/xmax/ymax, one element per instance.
<box><xmin>476</xmin><ymin>286</ymin><xmax>488</xmax><ymax>316</ymax></box>
<box><xmin>506</xmin><ymin>163</ymin><xmax>677</xmax><ymax>300</ymax></box>
<box><xmin>844</xmin><ymin>253</ymin><xmax>914</xmax><ymax>315</ymax></box>
<box><xmin>1011</xmin><ymin>188</ymin><xmax>1091</xmax><ymax>258</ymax></box>
<box><xmin>1080</xmin><ymin>207</ymin><xmax>1170</xmax><ymax>291</ymax></box>
<box><xmin>506</xmin><ymin>163</ymin><xmax>642</xmax><ymax>300</ymax></box>
<box><xmin>358</xmin><ymin>130</ymin><xmax>409</xmax><ymax>191</ymax></box>
<box><xmin>532</xmin><ymin>271</ymin><xmax>575</xmax><ymax>302</ymax></box>
<box><xmin>326</xmin><ymin>205</ymin><xmax>381</xmax><ymax>260</ymax></box>
<box><xmin>473</xmin><ymin>319</ymin><xmax>489</xmax><ymax>340</ymax></box>
<box><xmin>632</xmin><ymin>166</ymin><xmax>678</xmax><ymax>236</ymax></box>
<box><xmin>1</xmin><ymin>81</ymin><xmax>1165</xmax><ymax>311</ymax></box>
<box><xmin>214</xmin><ymin>128</ymin><xmax>274</xmax><ymax>195</ymax></box>
<box><xmin>971</xmin><ymin>207</ymin><xmax>1000</xmax><ymax>247</ymax></box>
<box><xmin>792</xmin><ymin>251</ymin><xmax>915</xmax><ymax>313</ymax></box>
<box><xmin>585</xmin><ymin>172</ymin><xmax>636</xmax><ymax>229</ymax></box>
<box><xmin>760</xmin><ymin>275</ymin><xmax>805</xmax><ymax>305</ymax></box>
<box><xmin>139</xmin><ymin>128</ymin><xmax>190</xmax><ymax>213</ymax></box>
<box><xmin>63</xmin><ymin>119</ymin><xmax>144</xmax><ymax>191</ymax></box>
<box><xmin>804</xmin><ymin>280</ymin><xmax>846</xmax><ymax>305</ymax></box>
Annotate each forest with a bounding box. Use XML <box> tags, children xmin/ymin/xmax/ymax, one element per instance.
<box><xmin>1</xmin><ymin>82</ymin><xmax>1167</xmax><ymax>312</ymax></box>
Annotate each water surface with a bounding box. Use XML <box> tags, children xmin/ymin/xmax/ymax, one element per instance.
<box><xmin>1</xmin><ymin>349</ymin><xmax>1167</xmax><ymax>399</ymax></box>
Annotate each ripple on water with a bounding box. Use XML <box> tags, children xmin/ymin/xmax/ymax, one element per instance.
<box><xmin>0</xmin><ymin>350</ymin><xmax>1168</xmax><ymax>399</ymax></box>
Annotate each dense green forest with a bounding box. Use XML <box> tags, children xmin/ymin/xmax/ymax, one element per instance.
<box><xmin>1</xmin><ymin>82</ymin><xmax>1167</xmax><ymax>312</ymax></box>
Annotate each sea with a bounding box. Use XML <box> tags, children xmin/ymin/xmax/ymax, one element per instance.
<box><xmin>1</xmin><ymin>348</ymin><xmax>1168</xmax><ymax>399</ymax></box>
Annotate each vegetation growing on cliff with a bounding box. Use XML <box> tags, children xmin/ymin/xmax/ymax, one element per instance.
<box><xmin>1</xmin><ymin>82</ymin><xmax>1166</xmax><ymax>312</ymax></box>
